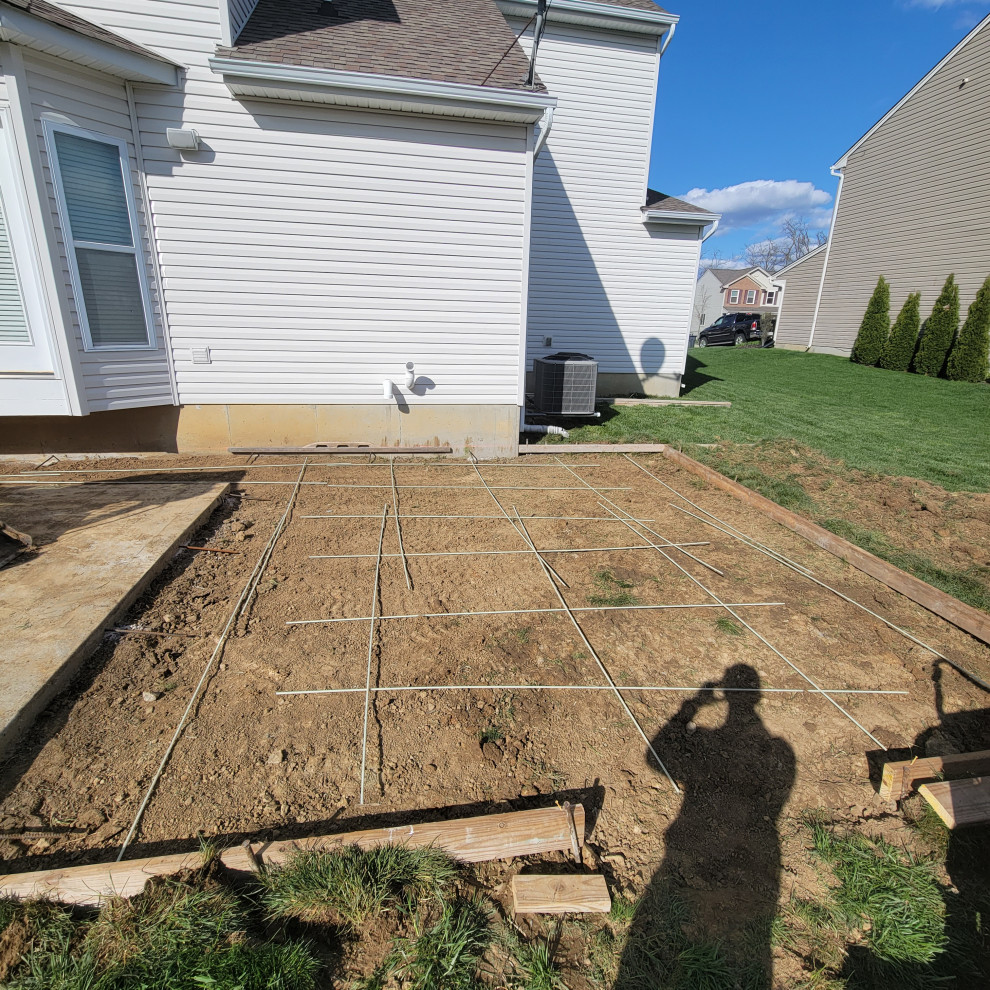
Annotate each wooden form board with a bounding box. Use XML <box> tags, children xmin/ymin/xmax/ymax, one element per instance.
<box><xmin>519</xmin><ymin>443</ymin><xmax>668</xmax><ymax>454</ymax></box>
<box><xmin>258</xmin><ymin>804</ymin><xmax>585</xmax><ymax>867</ymax></box>
<box><xmin>0</xmin><ymin>846</ymin><xmax>257</xmax><ymax>909</ymax></box>
<box><xmin>602</xmin><ymin>398</ymin><xmax>732</xmax><ymax>408</ymax></box>
<box><xmin>228</xmin><ymin>445</ymin><xmax>452</xmax><ymax>455</ymax></box>
<box><xmin>879</xmin><ymin>750</ymin><xmax>990</xmax><ymax>801</ymax></box>
<box><xmin>920</xmin><ymin>777</ymin><xmax>990</xmax><ymax>828</ymax></box>
<box><xmin>511</xmin><ymin>874</ymin><xmax>611</xmax><ymax>914</ymax></box>
<box><xmin>0</xmin><ymin>805</ymin><xmax>584</xmax><ymax>907</ymax></box>
<box><xmin>661</xmin><ymin>446</ymin><xmax>990</xmax><ymax>646</ymax></box>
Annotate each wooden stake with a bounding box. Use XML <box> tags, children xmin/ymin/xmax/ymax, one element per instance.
<box><xmin>920</xmin><ymin>777</ymin><xmax>990</xmax><ymax>828</ymax></box>
<box><xmin>511</xmin><ymin>874</ymin><xmax>611</xmax><ymax>914</ymax></box>
<box><xmin>879</xmin><ymin>749</ymin><xmax>990</xmax><ymax>801</ymax></box>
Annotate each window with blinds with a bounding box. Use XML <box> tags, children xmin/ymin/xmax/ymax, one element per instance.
<box><xmin>0</xmin><ymin>192</ymin><xmax>31</xmax><ymax>346</ymax></box>
<box><xmin>45</xmin><ymin>125</ymin><xmax>153</xmax><ymax>350</ymax></box>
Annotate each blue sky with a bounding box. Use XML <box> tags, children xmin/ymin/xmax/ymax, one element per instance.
<box><xmin>649</xmin><ymin>0</ymin><xmax>989</xmax><ymax>266</ymax></box>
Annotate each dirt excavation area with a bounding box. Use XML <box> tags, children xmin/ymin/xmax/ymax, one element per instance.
<box><xmin>0</xmin><ymin>452</ymin><xmax>988</xmax><ymax>986</ymax></box>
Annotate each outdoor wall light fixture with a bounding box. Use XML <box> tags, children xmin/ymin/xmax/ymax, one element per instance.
<box><xmin>166</xmin><ymin>127</ymin><xmax>201</xmax><ymax>151</ymax></box>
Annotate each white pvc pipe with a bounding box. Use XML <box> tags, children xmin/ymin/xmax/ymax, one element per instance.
<box><xmin>521</xmin><ymin>422</ymin><xmax>569</xmax><ymax>437</ymax></box>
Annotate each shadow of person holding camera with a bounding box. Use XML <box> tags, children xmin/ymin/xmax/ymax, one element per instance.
<box><xmin>615</xmin><ymin>664</ymin><xmax>796</xmax><ymax>989</ymax></box>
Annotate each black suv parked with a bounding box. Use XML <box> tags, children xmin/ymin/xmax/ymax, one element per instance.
<box><xmin>697</xmin><ymin>312</ymin><xmax>765</xmax><ymax>347</ymax></box>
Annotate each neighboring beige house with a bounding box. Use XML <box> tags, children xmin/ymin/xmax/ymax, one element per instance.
<box><xmin>693</xmin><ymin>265</ymin><xmax>780</xmax><ymax>335</ymax></box>
<box><xmin>794</xmin><ymin>12</ymin><xmax>990</xmax><ymax>354</ymax></box>
<box><xmin>774</xmin><ymin>245</ymin><xmax>826</xmax><ymax>349</ymax></box>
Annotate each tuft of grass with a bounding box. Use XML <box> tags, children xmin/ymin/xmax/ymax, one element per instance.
<box><xmin>479</xmin><ymin>725</ymin><xmax>504</xmax><ymax>745</ymax></box>
<box><xmin>391</xmin><ymin>897</ymin><xmax>492</xmax><ymax>989</ymax></box>
<box><xmin>809</xmin><ymin>821</ymin><xmax>947</xmax><ymax>965</ymax></box>
<box><xmin>260</xmin><ymin>845</ymin><xmax>460</xmax><ymax>929</ymax></box>
<box><xmin>672</xmin><ymin>940</ymin><xmax>734</xmax><ymax>990</ymax></box>
<box><xmin>4</xmin><ymin>873</ymin><xmax>318</xmax><ymax>990</ymax></box>
<box><xmin>587</xmin><ymin>569</ymin><xmax>641</xmax><ymax>608</ymax></box>
<box><xmin>715</xmin><ymin>617</ymin><xmax>743</xmax><ymax>636</ymax></box>
<box><xmin>512</xmin><ymin>937</ymin><xmax>565</xmax><ymax>990</ymax></box>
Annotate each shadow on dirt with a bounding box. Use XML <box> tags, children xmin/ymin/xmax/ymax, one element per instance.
<box><xmin>615</xmin><ymin>664</ymin><xmax>795</xmax><ymax>989</ymax></box>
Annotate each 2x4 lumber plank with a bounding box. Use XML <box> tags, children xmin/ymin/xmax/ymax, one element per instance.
<box><xmin>0</xmin><ymin>846</ymin><xmax>257</xmax><ymax>908</ymax></box>
<box><xmin>258</xmin><ymin>805</ymin><xmax>586</xmax><ymax>867</ymax></box>
<box><xmin>0</xmin><ymin>805</ymin><xmax>585</xmax><ymax>907</ymax></box>
<box><xmin>603</xmin><ymin>398</ymin><xmax>732</xmax><ymax>408</ymax></box>
<box><xmin>511</xmin><ymin>874</ymin><xmax>611</xmax><ymax>914</ymax></box>
<box><xmin>662</xmin><ymin>446</ymin><xmax>990</xmax><ymax>646</ymax></box>
<box><xmin>228</xmin><ymin>445</ymin><xmax>452</xmax><ymax>455</ymax></box>
<box><xmin>919</xmin><ymin>777</ymin><xmax>990</xmax><ymax>828</ymax></box>
<box><xmin>519</xmin><ymin>443</ymin><xmax>668</xmax><ymax>454</ymax></box>
<box><xmin>879</xmin><ymin>750</ymin><xmax>990</xmax><ymax>801</ymax></box>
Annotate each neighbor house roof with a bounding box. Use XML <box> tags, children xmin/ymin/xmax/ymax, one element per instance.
<box><xmin>0</xmin><ymin>0</ymin><xmax>178</xmax><ymax>83</ymax></box>
<box><xmin>221</xmin><ymin>0</ymin><xmax>543</xmax><ymax>93</ymax></box>
<box><xmin>706</xmin><ymin>267</ymin><xmax>758</xmax><ymax>286</ymax></box>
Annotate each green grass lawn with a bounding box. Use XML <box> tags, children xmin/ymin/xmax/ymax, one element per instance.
<box><xmin>547</xmin><ymin>348</ymin><xmax>989</xmax><ymax>491</ymax></box>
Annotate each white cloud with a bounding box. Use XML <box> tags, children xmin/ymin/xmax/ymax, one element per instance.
<box><xmin>679</xmin><ymin>179</ymin><xmax>833</xmax><ymax>234</ymax></box>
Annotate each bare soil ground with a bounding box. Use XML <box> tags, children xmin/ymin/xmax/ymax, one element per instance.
<box><xmin>1</xmin><ymin>452</ymin><xmax>988</xmax><ymax>986</ymax></box>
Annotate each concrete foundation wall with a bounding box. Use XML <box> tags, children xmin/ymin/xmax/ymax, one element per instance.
<box><xmin>598</xmin><ymin>372</ymin><xmax>681</xmax><ymax>398</ymax></box>
<box><xmin>1</xmin><ymin>403</ymin><xmax>522</xmax><ymax>458</ymax></box>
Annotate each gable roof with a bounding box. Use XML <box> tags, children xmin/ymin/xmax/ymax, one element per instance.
<box><xmin>0</xmin><ymin>0</ymin><xmax>178</xmax><ymax>83</ymax></box>
<box><xmin>706</xmin><ymin>267</ymin><xmax>757</xmax><ymax>286</ymax></box>
<box><xmin>773</xmin><ymin>243</ymin><xmax>826</xmax><ymax>278</ymax></box>
<box><xmin>221</xmin><ymin>0</ymin><xmax>542</xmax><ymax>93</ymax></box>
<box><xmin>833</xmin><ymin>12</ymin><xmax>990</xmax><ymax>169</ymax></box>
<box><xmin>642</xmin><ymin>190</ymin><xmax>714</xmax><ymax>215</ymax></box>
<box><xmin>642</xmin><ymin>190</ymin><xmax>719</xmax><ymax>226</ymax></box>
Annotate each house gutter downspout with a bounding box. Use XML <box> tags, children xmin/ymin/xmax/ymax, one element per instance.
<box><xmin>658</xmin><ymin>21</ymin><xmax>676</xmax><ymax>58</ymax></box>
<box><xmin>534</xmin><ymin>105</ymin><xmax>554</xmax><ymax>157</ymax></box>
<box><xmin>807</xmin><ymin>165</ymin><xmax>843</xmax><ymax>351</ymax></box>
<box><xmin>701</xmin><ymin>217</ymin><xmax>719</xmax><ymax>241</ymax></box>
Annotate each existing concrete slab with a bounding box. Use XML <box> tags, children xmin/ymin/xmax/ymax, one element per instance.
<box><xmin>0</xmin><ymin>481</ymin><xmax>228</xmax><ymax>757</ymax></box>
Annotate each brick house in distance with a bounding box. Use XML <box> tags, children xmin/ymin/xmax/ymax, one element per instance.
<box><xmin>692</xmin><ymin>266</ymin><xmax>781</xmax><ymax>336</ymax></box>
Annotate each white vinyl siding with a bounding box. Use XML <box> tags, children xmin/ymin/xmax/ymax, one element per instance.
<box><xmin>58</xmin><ymin>0</ymin><xmax>529</xmax><ymax>406</ymax></box>
<box><xmin>25</xmin><ymin>52</ymin><xmax>171</xmax><ymax>410</ymax></box>
<box><xmin>813</xmin><ymin>21</ymin><xmax>990</xmax><ymax>354</ymax></box>
<box><xmin>511</xmin><ymin>18</ymin><xmax>701</xmax><ymax>381</ymax></box>
<box><xmin>45</xmin><ymin>124</ymin><xmax>153</xmax><ymax>349</ymax></box>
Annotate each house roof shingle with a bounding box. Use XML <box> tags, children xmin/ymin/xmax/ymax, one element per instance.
<box><xmin>0</xmin><ymin>0</ymin><xmax>173</xmax><ymax>62</ymax></box>
<box><xmin>706</xmin><ymin>267</ymin><xmax>758</xmax><ymax>286</ymax></box>
<box><xmin>221</xmin><ymin>0</ymin><xmax>543</xmax><ymax>92</ymax></box>
<box><xmin>588</xmin><ymin>0</ymin><xmax>669</xmax><ymax>10</ymax></box>
<box><xmin>642</xmin><ymin>189</ymin><xmax>718</xmax><ymax>216</ymax></box>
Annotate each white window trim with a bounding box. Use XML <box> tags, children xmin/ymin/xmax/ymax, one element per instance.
<box><xmin>728</xmin><ymin>289</ymin><xmax>740</xmax><ymax>304</ymax></box>
<box><xmin>765</xmin><ymin>290</ymin><xmax>777</xmax><ymax>305</ymax></box>
<box><xmin>42</xmin><ymin>119</ymin><xmax>156</xmax><ymax>352</ymax></box>
<box><xmin>745</xmin><ymin>289</ymin><xmax>757</xmax><ymax>304</ymax></box>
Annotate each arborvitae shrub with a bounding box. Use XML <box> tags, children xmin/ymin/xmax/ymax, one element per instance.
<box><xmin>913</xmin><ymin>275</ymin><xmax>959</xmax><ymax>376</ymax></box>
<box><xmin>946</xmin><ymin>274</ymin><xmax>990</xmax><ymax>383</ymax></box>
<box><xmin>878</xmin><ymin>292</ymin><xmax>921</xmax><ymax>372</ymax></box>
<box><xmin>851</xmin><ymin>277</ymin><xmax>890</xmax><ymax>366</ymax></box>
